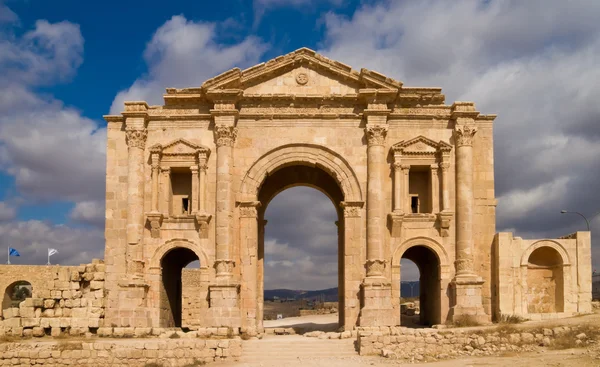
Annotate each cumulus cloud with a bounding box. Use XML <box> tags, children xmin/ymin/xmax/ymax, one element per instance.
<box><xmin>110</xmin><ymin>15</ymin><xmax>267</xmax><ymax>114</ymax></box>
<box><xmin>0</xmin><ymin>220</ymin><xmax>104</xmax><ymax>265</ymax></box>
<box><xmin>69</xmin><ymin>200</ymin><xmax>105</xmax><ymax>228</ymax></box>
<box><xmin>318</xmin><ymin>0</ymin><xmax>600</xmax><ymax>266</ymax></box>
<box><xmin>0</xmin><ymin>202</ymin><xmax>16</xmax><ymax>222</ymax></box>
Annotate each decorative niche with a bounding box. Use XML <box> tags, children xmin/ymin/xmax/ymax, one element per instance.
<box><xmin>146</xmin><ymin>139</ymin><xmax>211</xmax><ymax>239</ymax></box>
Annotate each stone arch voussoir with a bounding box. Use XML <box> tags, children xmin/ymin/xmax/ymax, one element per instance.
<box><xmin>239</xmin><ymin>144</ymin><xmax>362</xmax><ymax>202</ymax></box>
<box><xmin>149</xmin><ymin>238</ymin><xmax>209</xmax><ymax>270</ymax></box>
<box><xmin>392</xmin><ymin>236</ymin><xmax>450</xmax><ymax>269</ymax></box>
<box><xmin>520</xmin><ymin>240</ymin><xmax>571</xmax><ymax>267</ymax></box>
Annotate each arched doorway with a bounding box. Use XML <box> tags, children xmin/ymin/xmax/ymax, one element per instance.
<box><xmin>257</xmin><ymin>165</ymin><xmax>345</xmax><ymax>330</ymax></box>
<box><xmin>526</xmin><ymin>246</ymin><xmax>564</xmax><ymax>313</ymax></box>
<box><xmin>400</xmin><ymin>246</ymin><xmax>441</xmax><ymax>326</ymax></box>
<box><xmin>160</xmin><ymin>247</ymin><xmax>199</xmax><ymax>327</ymax></box>
<box><xmin>2</xmin><ymin>280</ymin><xmax>32</xmax><ymax>312</ymax></box>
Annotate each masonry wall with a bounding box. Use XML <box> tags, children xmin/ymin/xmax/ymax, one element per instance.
<box><xmin>0</xmin><ymin>261</ymin><xmax>105</xmax><ymax>337</ymax></box>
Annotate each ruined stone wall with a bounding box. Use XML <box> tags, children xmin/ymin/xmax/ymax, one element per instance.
<box><xmin>0</xmin><ymin>338</ymin><xmax>241</xmax><ymax>366</ymax></box>
<box><xmin>358</xmin><ymin>325</ymin><xmax>593</xmax><ymax>361</ymax></box>
<box><xmin>0</xmin><ymin>261</ymin><xmax>105</xmax><ymax>337</ymax></box>
<box><xmin>181</xmin><ymin>268</ymin><xmax>209</xmax><ymax>329</ymax></box>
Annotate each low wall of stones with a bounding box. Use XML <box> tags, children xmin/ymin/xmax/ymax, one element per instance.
<box><xmin>0</xmin><ymin>337</ymin><xmax>241</xmax><ymax>366</ymax></box>
<box><xmin>0</xmin><ymin>260</ymin><xmax>105</xmax><ymax>337</ymax></box>
<box><xmin>358</xmin><ymin>325</ymin><xmax>596</xmax><ymax>361</ymax></box>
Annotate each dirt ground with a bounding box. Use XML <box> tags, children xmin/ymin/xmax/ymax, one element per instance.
<box><xmin>225</xmin><ymin>311</ymin><xmax>600</xmax><ymax>367</ymax></box>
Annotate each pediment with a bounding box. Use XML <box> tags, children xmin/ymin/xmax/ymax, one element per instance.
<box><xmin>392</xmin><ymin>136</ymin><xmax>452</xmax><ymax>156</ymax></box>
<box><xmin>153</xmin><ymin>139</ymin><xmax>209</xmax><ymax>156</ymax></box>
<box><xmin>200</xmin><ymin>48</ymin><xmax>403</xmax><ymax>94</ymax></box>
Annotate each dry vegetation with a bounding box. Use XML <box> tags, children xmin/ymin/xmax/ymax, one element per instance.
<box><xmin>447</xmin><ymin>315</ymin><xmax>482</xmax><ymax>327</ymax></box>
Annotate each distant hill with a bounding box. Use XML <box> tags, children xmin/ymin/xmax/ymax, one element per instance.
<box><xmin>264</xmin><ymin>282</ymin><xmax>419</xmax><ymax>302</ymax></box>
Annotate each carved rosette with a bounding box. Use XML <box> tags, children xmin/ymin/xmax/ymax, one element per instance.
<box><xmin>365</xmin><ymin>124</ymin><xmax>388</xmax><ymax>146</ymax></box>
<box><xmin>215</xmin><ymin>259</ymin><xmax>235</xmax><ymax>277</ymax></box>
<box><xmin>454</xmin><ymin>124</ymin><xmax>478</xmax><ymax>147</ymax></box>
<box><xmin>366</xmin><ymin>259</ymin><xmax>386</xmax><ymax>277</ymax></box>
<box><xmin>214</xmin><ymin>125</ymin><xmax>238</xmax><ymax>147</ymax></box>
<box><xmin>125</xmin><ymin>128</ymin><xmax>147</xmax><ymax>149</ymax></box>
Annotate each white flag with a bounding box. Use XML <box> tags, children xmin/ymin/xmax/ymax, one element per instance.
<box><xmin>48</xmin><ymin>248</ymin><xmax>58</xmax><ymax>257</ymax></box>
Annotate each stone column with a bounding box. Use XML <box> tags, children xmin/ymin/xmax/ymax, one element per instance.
<box><xmin>150</xmin><ymin>152</ymin><xmax>160</xmax><ymax>213</ymax></box>
<box><xmin>214</xmin><ymin>124</ymin><xmax>237</xmax><ymax>279</ymax></box>
<box><xmin>454</xmin><ymin>123</ymin><xmax>478</xmax><ymax>276</ymax></box>
<box><xmin>393</xmin><ymin>162</ymin><xmax>402</xmax><ymax>213</ymax></box>
<box><xmin>365</xmin><ymin>124</ymin><xmax>388</xmax><ymax>277</ymax></box>
<box><xmin>125</xmin><ymin>126</ymin><xmax>147</xmax><ymax>275</ymax></box>
<box><xmin>402</xmin><ymin>165</ymin><xmax>410</xmax><ymax>213</ymax></box>
<box><xmin>199</xmin><ymin>162</ymin><xmax>207</xmax><ymax>213</ymax></box>
<box><xmin>238</xmin><ymin>201</ymin><xmax>261</xmax><ymax>336</ymax></box>
<box><xmin>160</xmin><ymin>167</ymin><xmax>171</xmax><ymax>214</ymax></box>
<box><xmin>190</xmin><ymin>165</ymin><xmax>199</xmax><ymax>213</ymax></box>
<box><xmin>431</xmin><ymin>164</ymin><xmax>439</xmax><ymax>213</ymax></box>
<box><xmin>440</xmin><ymin>162</ymin><xmax>450</xmax><ymax>212</ymax></box>
<box><xmin>450</xmin><ymin>119</ymin><xmax>487</xmax><ymax>322</ymax></box>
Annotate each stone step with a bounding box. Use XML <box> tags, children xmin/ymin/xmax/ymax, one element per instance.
<box><xmin>240</xmin><ymin>335</ymin><xmax>358</xmax><ymax>361</ymax></box>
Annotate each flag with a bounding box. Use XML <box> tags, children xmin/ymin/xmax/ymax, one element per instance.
<box><xmin>48</xmin><ymin>248</ymin><xmax>58</xmax><ymax>257</ymax></box>
<box><xmin>9</xmin><ymin>248</ymin><xmax>20</xmax><ymax>257</ymax></box>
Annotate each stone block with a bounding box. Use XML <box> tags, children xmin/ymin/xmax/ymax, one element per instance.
<box><xmin>32</xmin><ymin>327</ymin><xmax>45</xmax><ymax>337</ymax></box>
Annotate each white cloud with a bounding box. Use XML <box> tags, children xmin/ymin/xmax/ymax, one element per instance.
<box><xmin>110</xmin><ymin>15</ymin><xmax>268</xmax><ymax>114</ymax></box>
<box><xmin>0</xmin><ymin>201</ymin><xmax>16</xmax><ymax>222</ymax></box>
<box><xmin>69</xmin><ymin>200</ymin><xmax>105</xmax><ymax>228</ymax></box>
<box><xmin>0</xmin><ymin>220</ymin><xmax>104</xmax><ymax>265</ymax></box>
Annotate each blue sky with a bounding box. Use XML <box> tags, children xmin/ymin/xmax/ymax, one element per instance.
<box><xmin>1</xmin><ymin>0</ymin><xmax>599</xmax><ymax>289</ymax></box>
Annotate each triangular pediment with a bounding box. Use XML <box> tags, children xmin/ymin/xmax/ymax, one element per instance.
<box><xmin>392</xmin><ymin>136</ymin><xmax>452</xmax><ymax>155</ymax></box>
<box><xmin>154</xmin><ymin>139</ymin><xmax>209</xmax><ymax>156</ymax></box>
<box><xmin>200</xmin><ymin>48</ymin><xmax>403</xmax><ymax>93</ymax></box>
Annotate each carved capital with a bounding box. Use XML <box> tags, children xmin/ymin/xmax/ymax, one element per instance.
<box><xmin>214</xmin><ymin>125</ymin><xmax>238</xmax><ymax>147</ymax></box>
<box><xmin>365</xmin><ymin>124</ymin><xmax>388</xmax><ymax>146</ymax></box>
<box><xmin>392</xmin><ymin>162</ymin><xmax>402</xmax><ymax>171</ymax></box>
<box><xmin>238</xmin><ymin>201</ymin><xmax>261</xmax><ymax>218</ymax></box>
<box><xmin>454</xmin><ymin>124</ymin><xmax>478</xmax><ymax>147</ymax></box>
<box><xmin>366</xmin><ymin>259</ymin><xmax>386</xmax><ymax>277</ymax></box>
<box><xmin>215</xmin><ymin>259</ymin><xmax>235</xmax><ymax>277</ymax></box>
<box><xmin>125</xmin><ymin>128</ymin><xmax>147</xmax><ymax>149</ymax></box>
<box><xmin>340</xmin><ymin>201</ymin><xmax>364</xmax><ymax>218</ymax></box>
<box><xmin>454</xmin><ymin>258</ymin><xmax>474</xmax><ymax>275</ymax></box>
<box><xmin>440</xmin><ymin>162</ymin><xmax>450</xmax><ymax>172</ymax></box>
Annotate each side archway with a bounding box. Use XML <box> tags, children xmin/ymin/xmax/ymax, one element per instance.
<box><xmin>148</xmin><ymin>238</ymin><xmax>210</xmax><ymax>272</ymax></box>
<box><xmin>391</xmin><ymin>237</ymin><xmax>452</xmax><ymax>326</ymax></box>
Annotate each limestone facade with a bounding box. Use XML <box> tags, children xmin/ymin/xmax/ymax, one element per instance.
<box><xmin>0</xmin><ymin>48</ymin><xmax>592</xmax><ymax>335</ymax></box>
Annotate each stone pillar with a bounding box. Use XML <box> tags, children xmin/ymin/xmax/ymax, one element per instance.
<box><xmin>449</xmin><ymin>117</ymin><xmax>487</xmax><ymax>323</ymax></box>
<box><xmin>341</xmin><ymin>201</ymin><xmax>364</xmax><ymax>330</ymax></box>
<box><xmin>238</xmin><ymin>201</ymin><xmax>261</xmax><ymax>336</ymax></box>
<box><xmin>125</xmin><ymin>126</ymin><xmax>147</xmax><ymax>275</ymax></box>
<box><xmin>160</xmin><ymin>167</ymin><xmax>171</xmax><ymax>214</ymax></box>
<box><xmin>431</xmin><ymin>164</ymin><xmax>439</xmax><ymax>213</ymax></box>
<box><xmin>150</xmin><ymin>152</ymin><xmax>160</xmax><ymax>212</ymax></box>
<box><xmin>191</xmin><ymin>165</ymin><xmax>199</xmax><ymax>213</ymax></box>
<box><xmin>440</xmin><ymin>162</ymin><xmax>450</xmax><ymax>212</ymax></box>
<box><xmin>257</xmin><ymin>219</ymin><xmax>267</xmax><ymax>333</ymax></box>
<box><xmin>393</xmin><ymin>162</ymin><xmax>402</xmax><ymax>213</ymax></box>
<box><xmin>199</xmin><ymin>162</ymin><xmax>207</xmax><ymax>213</ymax></box>
<box><xmin>214</xmin><ymin>124</ymin><xmax>237</xmax><ymax>279</ymax></box>
<box><xmin>360</xmin><ymin>123</ymin><xmax>394</xmax><ymax>326</ymax></box>
<box><xmin>402</xmin><ymin>165</ymin><xmax>410</xmax><ymax>213</ymax></box>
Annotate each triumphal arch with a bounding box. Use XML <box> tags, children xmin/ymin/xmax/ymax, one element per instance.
<box><xmin>100</xmin><ymin>48</ymin><xmax>592</xmax><ymax>334</ymax></box>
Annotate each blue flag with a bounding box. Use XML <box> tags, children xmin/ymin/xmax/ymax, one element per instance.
<box><xmin>9</xmin><ymin>248</ymin><xmax>20</xmax><ymax>257</ymax></box>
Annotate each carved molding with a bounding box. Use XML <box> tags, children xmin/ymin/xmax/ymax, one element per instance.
<box><xmin>146</xmin><ymin>213</ymin><xmax>163</xmax><ymax>239</ymax></box>
<box><xmin>125</xmin><ymin>128</ymin><xmax>147</xmax><ymax>149</ymax></box>
<box><xmin>195</xmin><ymin>213</ymin><xmax>212</xmax><ymax>239</ymax></box>
<box><xmin>365</xmin><ymin>124</ymin><xmax>388</xmax><ymax>146</ymax></box>
<box><xmin>437</xmin><ymin>211</ymin><xmax>453</xmax><ymax>238</ymax></box>
<box><xmin>388</xmin><ymin>212</ymin><xmax>405</xmax><ymax>238</ymax></box>
<box><xmin>454</xmin><ymin>257</ymin><xmax>474</xmax><ymax>275</ymax></box>
<box><xmin>340</xmin><ymin>201</ymin><xmax>364</xmax><ymax>218</ymax></box>
<box><xmin>454</xmin><ymin>124</ymin><xmax>478</xmax><ymax>147</ymax></box>
<box><xmin>366</xmin><ymin>259</ymin><xmax>386</xmax><ymax>277</ymax></box>
<box><xmin>238</xmin><ymin>201</ymin><xmax>261</xmax><ymax>218</ymax></box>
<box><xmin>214</xmin><ymin>125</ymin><xmax>238</xmax><ymax>147</ymax></box>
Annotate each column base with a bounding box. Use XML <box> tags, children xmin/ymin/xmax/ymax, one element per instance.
<box><xmin>208</xmin><ymin>281</ymin><xmax>241</xmax><ymax>328</ymax></box>
<box><xmin>448</xmin><ymin>275</ymin><xmax>489</xmax><ymax>324</ymax></box>
<box><xmin>359</xmin><ymin>277</ymin><xmax>395</xmax><ymax>326</ymax></box>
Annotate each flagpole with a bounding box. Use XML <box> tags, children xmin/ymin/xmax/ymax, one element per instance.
<box><xmin>7</xmin><ymin>247</ymin><xmax>9</xmax><ymax>265</ymax></box>
<box><xmin>47</xmin><ymin>249</ymin><xmax>50</xmax><ymax>265</ymax></box>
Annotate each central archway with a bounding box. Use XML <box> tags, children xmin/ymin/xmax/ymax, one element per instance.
<box><xmin>237</xmin><ymin>144</ymin><xmax>363</xmax><ymax>333</ymax></box>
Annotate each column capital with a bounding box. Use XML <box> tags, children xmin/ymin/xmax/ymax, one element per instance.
<box><xmin>430</xmin><ymin>163</ymin><xmax>439</xmax><ymax>175</ymax></box>
<box><xmin>392</xmin><ymin>162</ymin><xmax>402</xmax><ymax>170</ymax></box>
<box><xmin>190</xmin><ymin>165</ymin><xmax>199</xmax><ymax>173</ymax></box>
<box><xmin>340</xmin><ymin>201</ymin><xmax>364</xmax><ymax>218</ymax></box>
<box><xmin>454</xmin><ymin>124</ymin><xmax>478</xmax><ymax>147</ymax></box>
<box><xmin>125</xmin><ymin>127</ymin><xmax>147</xmax><ymax>149</ymax></box>
<box><xmin>150</xmin><ymin>153</ymin><xmax>160</xmax><ymax>170</ymax></box>
<box><xmin>237</xmin><ymin>201</ymin><xmax>261</xmax><ymax>218</ymax></box>
<box><xmin>440</xmin><ymin>162</ymin><xmax>450</xmax><ymax>171</ymax></box>
<box><xmin>365</xmin><ymin>124</ymin><xmax>388</xmax><ymax>146</ymax></box>
<box><xmin>160</xmin><ymin>166</ymin><xmax>171</xmax><ymax>174</ymax></box>
<box><xmin>366</xmin><ymin>259</ymin><xmax>387</xmax><ymax>277</ymax></box>
<box><xmin>214</xmin><ymin>124</ymin><xmax>238</xmax><ymax>147</ymax></box>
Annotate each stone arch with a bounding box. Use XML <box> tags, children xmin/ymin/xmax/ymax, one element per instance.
<box><xmin>238</xmin><ymin>144</ymin><xmax>362</xmax><ymax>202</ymax></box>
<box><xmin>520</xmin><ymin>240</ymin><xmax>571</xmax><ymax>267</ymax></box>
<box><xmin>149</xmin><ymin>238</ymin><xmax>209</xmax><ymax>271</ymax></box>
<box><xmin>2</xmin><ymin>280</ymin><xmax>33</xmax><ymax>315</ymax></box>
<box><xmin>392</xmin><ymin>236</ymin><xmax>450</xmax><ymax>269</ymax></box>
